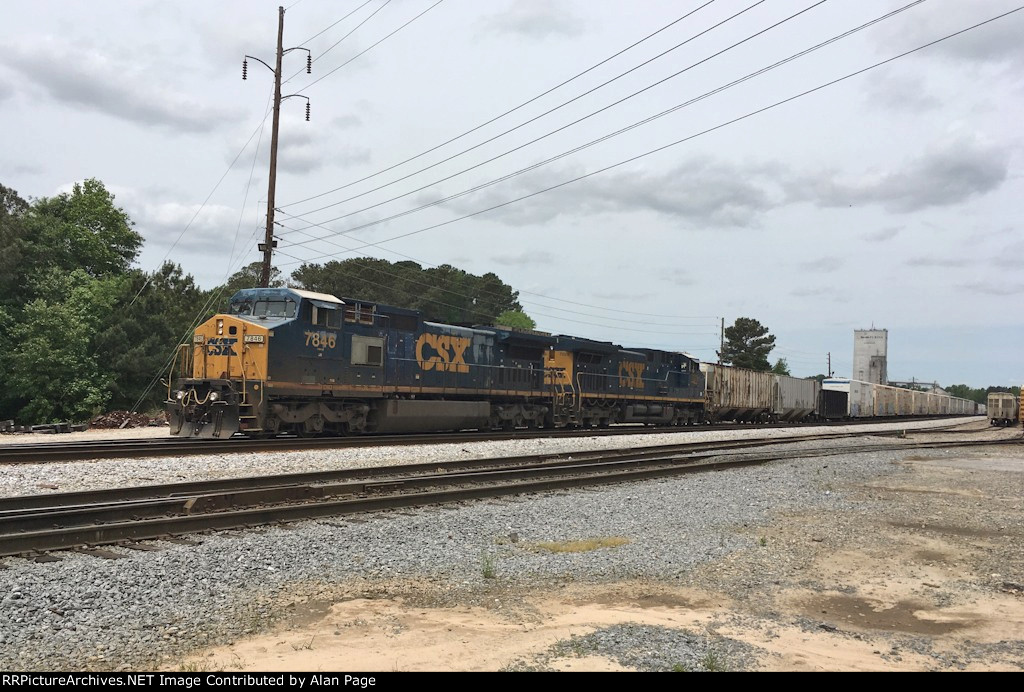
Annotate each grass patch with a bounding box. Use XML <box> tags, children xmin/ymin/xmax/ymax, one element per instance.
<box><xmin>701</xmin><ymin>650</ymin><xmax>727</xmax><ymax>672</ymax></box>
<box><xmin>529</xmin><ymin>537</ymin><xmax>630</xmax><ymax>553</ymax></box>
<box><xmin>481</xmin><ymin>552</ymin><xmax>498</xmax><ymax>579</ymax></box>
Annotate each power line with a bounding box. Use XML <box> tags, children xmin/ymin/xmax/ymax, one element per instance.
<box><xmin>283</xmin><ymin>0</ymin><xmax>771</xmax><ymax>215</ymax></box>
<box><xmin>275</xmin><ymin>220</ymin><xmax>720</xmax><ymax>330</ymax></box>
<box><xmin>280</xmin><ymin>0</ymin><xmax>719</xmax><ymax>209</ymax></box>
<box><xmin>297</xmin><ymin>0</ymin><xmax>376</xmax><ymax>46</ymax></box>
<box><xmin>278</xmin><ymin>0</ymin><xmax>923</xmax><ymax>247</ymax></box>
<box><xmin>287</xmin><ymin>0</ymin><xmax>445</xmax><ymax>90</ymax></box>
<box><xmin>273</xmin><ymin>5</ymin><xmax>1021</xmax><ymax>272</ymax></box>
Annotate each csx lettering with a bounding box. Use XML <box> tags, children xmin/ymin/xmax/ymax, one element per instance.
<box><xmin>416</xmin><ymin>333</ymin><xmax>470</xmax><ymax>373</ymax></box>
<box><xmin>618</xmin><ymin>361</ymin><xmax>644</xmax><ymax>389</ymax></box>
<box><xmin>207</xmin><ymin>337</ymin><xmax>238</xmax><ymax>356</ymax></box>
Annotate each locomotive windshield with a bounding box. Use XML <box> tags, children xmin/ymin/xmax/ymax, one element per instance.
<box><xmin>229</xmin><ymin>297</ymin><xmax>296</xmax><ymax>319</ymax></box>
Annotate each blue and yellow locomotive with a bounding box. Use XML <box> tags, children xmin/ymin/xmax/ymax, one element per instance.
<box><xmin>168</xmin><ymin>287</ymin><xmax>706</xmax><ymax>437</ymax></box>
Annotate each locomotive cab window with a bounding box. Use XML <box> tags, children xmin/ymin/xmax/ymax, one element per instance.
<box><xmin>310</xmin><ymin>301</ymin><xmax>341</xmax><ymax>329</ymax></box>
<box><xmin>251</xmin><ymin>299</ymin><xmax>296</xmax><ymax>319</ymax></box>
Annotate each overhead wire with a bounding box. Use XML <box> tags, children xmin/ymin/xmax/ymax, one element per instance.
<box><xmin>281</xmin><ymin>0</ymin><xmax>719</xmax><ymax>208</ymax></box>
<box><xmin>272</xmin><ymin>4</ymin><xmax>1018</xmax><ymax>272</ymax></box>
<box><xmin>282</xmin><ymin>0</ymin><xmax>773</xmax><ymax>215</ymax></box>
<box><xmin>278</xmin><ymin>0</ymin><xmax>923</xmax><ymax>248</ymax></box>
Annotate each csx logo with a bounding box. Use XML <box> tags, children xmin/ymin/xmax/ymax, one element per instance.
<box><xmin>207</xmin><ymin>337</ymin><xmax>238</xmax><ymax>356</ymax></box>
<box><xmin>416</xmin><ymin>333</ymin><xmax>470</xmax><ymax>373</ymax></box>
<box><xmin>618</xmin><ymin>361</ymin><xmax>644</xmax><ymax>389</ymax></box>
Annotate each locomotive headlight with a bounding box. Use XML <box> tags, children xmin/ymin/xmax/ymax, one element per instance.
<box><xmin>209</xmin><ymin>391</ymin><xmax>220</xmax><ymax>402</ymax></box>
<box><xmin>175</xmin><ymin>390</ymin><xmax>185</xmax><ymax>400</ymax></box>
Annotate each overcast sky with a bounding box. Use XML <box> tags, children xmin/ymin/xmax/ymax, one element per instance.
<box><xmin>1</xmin><ymin>0</ymin><xmax>1021</xmax><ymax>387</ymax></box>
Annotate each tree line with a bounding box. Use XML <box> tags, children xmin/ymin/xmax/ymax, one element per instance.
<box><xmin>0</xmin><ymin>180</ymin><xmax>529</xmax><ymax>424</ymax></box>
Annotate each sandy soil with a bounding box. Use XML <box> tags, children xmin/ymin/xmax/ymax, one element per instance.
<box><xmin>180</xmin><ymin>440</ymin><xmax>1024</xmax><ymax>672</ymax></box>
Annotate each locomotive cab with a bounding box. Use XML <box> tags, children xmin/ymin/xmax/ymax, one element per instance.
<box><xmin>167</xmin><ymin>288</ymin><xmax>339</xmax><ymax>438</ymax></box>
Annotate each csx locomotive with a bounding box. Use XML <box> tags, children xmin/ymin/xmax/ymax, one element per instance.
<box><xmin>168</xmin><ymin>288</ymin><xmax>706</xmax><ymax>438</ymax></box>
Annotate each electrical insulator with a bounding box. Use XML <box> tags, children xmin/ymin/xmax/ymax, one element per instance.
<box><xmin>306</xmin><ymin>54</ymin><xmax>312</xmax><ymax>74</ymax></box>
<box><xmin>305</xmin><ymin>101</ymin><xmax>310</xmax><ymax>121</ymax></box>
<box><xmin>242</xmin><ymin>59</ymin><xmax>248</xmax><ymax>80</ymax></box>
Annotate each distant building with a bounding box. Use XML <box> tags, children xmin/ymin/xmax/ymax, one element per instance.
<box><xmin>853</xmin><ymin>329</ymin><xmax>887</xmax><ymax>385</ymax></box>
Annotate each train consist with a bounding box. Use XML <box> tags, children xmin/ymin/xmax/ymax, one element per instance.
<box><xmin>167</xmin><ymin>288</ymin><xmax>982</xmax><ymax>438</ymax></box>
<box><xmin>986</xmin><ymin>392</ymin><xmax>1020</xmax><ymax>427</ymax></box>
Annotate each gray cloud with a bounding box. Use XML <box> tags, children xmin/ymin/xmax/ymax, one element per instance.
<box><xmin>796</xmin><ymin>256</ymin><xmax>844</xmax><ymax>272</ymax></box>
<box><xmin>960</xmin><ymin>280</ymin><xmax>1024</xmax><ymax>296</ymax></box>
<box><xmin>790</xmin><ymin>135</ymin><xmax>1009</xmax><ymax>213</ymax></box>
<box><xmin>0</xmin><ymin>79</ymin><xmax>12</xmax><ymax>102</ymax></box>
<box><xmin>865</xmin><ymin>73</ymin><xmax>940</xmax><ymax>113</ymax></box>
<box><xmin>789</xmin><ymin>286</ymin><xmax>849</xmax><ymax>302</ymax></box>
<box><xmin>991</xmin><ymin>240</ymin><xmax>1024</xmax><ymax>267</ymax></box>
<box><xmin>490</xmin><ymin>251</ymin><xmax>556</xmax><ymax>266</ymax></box>
<box><xmin>0</xmin><ymin>37</ymin><xmax>240</xmax><ymax>133</ymax></box>
<box><xmin>331</xmin><ymin>114</ymin><xmax>363</xmax><ymax>129</ymax></box>
<box><xmin>0</xmin><ymin>161</ymin><xmax>43</xmax><ymax>177</ymax></box>
<box><xmin>481</xmin><ymin>2</ymin><xmax>584</xmax><ymax>39</ymax></box>
<box><xmin>445</xmin><ymin>159</ymin><xmax>780</xmax><ymax>228</ymax></box>
<box><xmin>877</xmin><ymin>5</ymin><xmax>1024</xmax><ymax>68</ymax></box>
<box><xmin>906</xmin><ymin>256</ymin><xmax>969</xmax><ymax>268</ymax></box>
<box><xmin>660</xmin><ymin>269</ymin><xmax>695</xmax><ymax>287</ymax></box>
<box><xmin>864</xmin><ymin>226</ymin><xmax>902</xmax><ymax>242</ymax></box>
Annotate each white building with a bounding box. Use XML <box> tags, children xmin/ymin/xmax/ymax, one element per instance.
<box><xmin>853</xmin><ymin>329</ymin><xmax>888</xmax><ymax>385</ymax></box>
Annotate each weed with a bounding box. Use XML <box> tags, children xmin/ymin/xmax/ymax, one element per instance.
<box><xmin>701</xmin><ymin>650</ymin><xmax>727</xmax><ymax>672</ymax></box>
<box><xmin>758</xmin><ymin>536</ymin><xmax>767</xmax><ymax>547</ymax></box>
<box><xmin>672</xmin><ymin>663</ymin><xmax>691</xmax><ymax>672</ymax></box>
<box><xmin>481</xmin><ymin>552</ymin><xmax>497</xmax><ymax>579</ymax></box>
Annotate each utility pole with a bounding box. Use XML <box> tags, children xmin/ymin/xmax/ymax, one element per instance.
<box><xmin>719</xmin><ymin>317</ymin><xmax>725</xmax><ymax>365</ymax></box>
<box><xmin>244</xmin><ymin>6</ymin><xmax>311</xmax><ymax>288</ymax></box>
<box><xmin>827</xmin><ymin>352</ymin><xmax>832</xmax><ymax>378</ymax></box>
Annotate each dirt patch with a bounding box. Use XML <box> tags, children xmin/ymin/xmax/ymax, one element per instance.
<box><xmin>889</xmin><ymin>521</ymin><xmax>1015</xmax><ymax>540</ymax></box>
<box><xmin>799</xmin><ymin>593</ymin><xmax>975</xmax><ymax>635</ymax></box>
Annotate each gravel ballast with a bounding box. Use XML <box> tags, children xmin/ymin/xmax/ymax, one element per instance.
<box><xmin>0</xmin><ymin>419</ymin><xmax>1017</xmax><ymax>671</ymax></box>
<box><xmin>0</xmin><ymin>417</ymin><xmax>985</xmax><ymax>497</ymax></box>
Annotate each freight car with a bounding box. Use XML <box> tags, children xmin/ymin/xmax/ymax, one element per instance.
<box><xmin>699</xmin><ymin>364</ymin><xmax>821</xmax><ymax>422</ymax></box>
<box><xmin>822</xmin><ymin>378</ymin><xmax>976</xmax><ymax>419</ymax></box>
<box><xmin>987</xmin><ymin>393</ymin><xmax>1019</xmax><ymax>427</ymax></box>
<box><xmin>167</xmin><ymin>288</ymin><xmax>706</xmax><ymax>438</ymax></box>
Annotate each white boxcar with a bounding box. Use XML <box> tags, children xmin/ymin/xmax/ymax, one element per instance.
<box><xmin>911</xmin><ymin>390</ymin><xmax>929</xmax><ymax>415</ymax></box>
<box><xmin>873</xmin><ymin>384</ymin><xmax>898</xmax><ymax>417</ymax></box>
<box><xmin>823</xmin><ymin>378</ymin><xmax>874</xmax><ymax>417</ymax></box>
<box><xmin>774</xmin><ymin>375</ymin><xmax>820</xmax><ymax>421</ymax></box>
<box><xmin>701</xmin><ymin>364</ymin><xmax>775</xmax><ymax>422</ymax></box>
<box><xmin>895</xmin><ymin>387</ymin><xmax>914</xmax><ymax>416</ymax></box>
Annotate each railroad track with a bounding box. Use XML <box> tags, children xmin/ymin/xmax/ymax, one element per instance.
<box><xmin>0</xmin><ymin>431</ymin><xmax>1016</xmax><ymax>559</ymax></box>
<box><xmin>0</xmin><ymin>415</ymin><xmax>986</xmax><ymax>464</ymax></box>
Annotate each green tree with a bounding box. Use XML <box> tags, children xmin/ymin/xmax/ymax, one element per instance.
<box><xmin>6</xmin><ymin>271</ymin><xmax>117</xmax><ymax>421</ymax></box>
<box><xmin>494</xmin><ymin>310</ymin><xmax>537</xmax><ymax>330</ymax></box>
<box><xmin>720</xmin><ymin>317</ymin><xmax>776</xmax><ymax>371</ymax></box>
<box><xmin>95</xmin><ymin>262</ymin><xmax>210</xmax><ymax>411</ymax></box>
<box><xmin>23</xmin><ymin>178</ymin><xmax>140</xmax><ymax>279</ymax></box>
<box><xmin>292</xmin><ymin>258</ymin><xmax>522</xmax><ymax>324</ymax></box>
<box><xmin>770</xmin><ymin>358</ymin><xmax>791</xmax><ymax>376</ymax></box>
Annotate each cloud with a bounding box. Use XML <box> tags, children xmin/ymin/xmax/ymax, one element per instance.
<box><xmin>789</xmin><ymin>286</ymin><xmax>850</xmax><ymax>302</ymax></box>
<box><xmin>0</xmin><ymin>36</ymin><xmax>241</xmax><ymax>133</ymax></box>
<box><xmin>331</xmin><ymin>114</ymin><xmax>363</xmax><ymax>129</ymax></box>
<box><xmin>905</xmin><ymin>256</ymin><xmax>969</xmax><ymax>268</ymax></box>
<box><xmin>0</xmin><ymin>161</ymin><xmax>43</xmax><ymax>177</ymax></box>
<box><xmin>227</xmin><ymin>117</ymin><xmax>371</xmax><ymax>175</ymax></box>
<box><xmin>875</xmin><ymin>5</ymin><xmax>1024</xmax><ymax>68</ymax></box>
<box><xmin>960</xmin><ymin>280</ymin><xmax>1024</xmax><ymax>296</ymax></box>
<box><xmin>445</xmin><ymin>159</ymin><xmax>781</xmax><ymax>228</ymax></box>
<box><xmin>789</xmin><ymin>134</ymin><xmax>1009</xmax><ymax>213</ymax></box>
<box><xmin>864</xmin><ymin>72</ymin><xmax>940</xmax><ymax>113</ymax></box>
<box><xmin>481</xmin><ymin>2</ymin><xmax>584</xmax><ymax>39</ymax></box>
<box><xmin>0</xmin><ymin>78</ymin><xmax>12</xmax><ymax>102</ymax></box>
<box><xmin>660</xmin><ymin>269</ymin><xmax>695</xmax><ymax>287</ymax></box>
<box><xmin>490</xmin><ymin>251</ymin><xmax>556</xmax><ymax>266</ymax></box>
<box><xmin>863</xmin><ymin>226</ymin><xmax>902</xmax><ymax>242</ymax></box>
<box><xmin>796</xmin><ymin>256</ymin><xmax>844</xmax><ymax>272</ymax></box>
